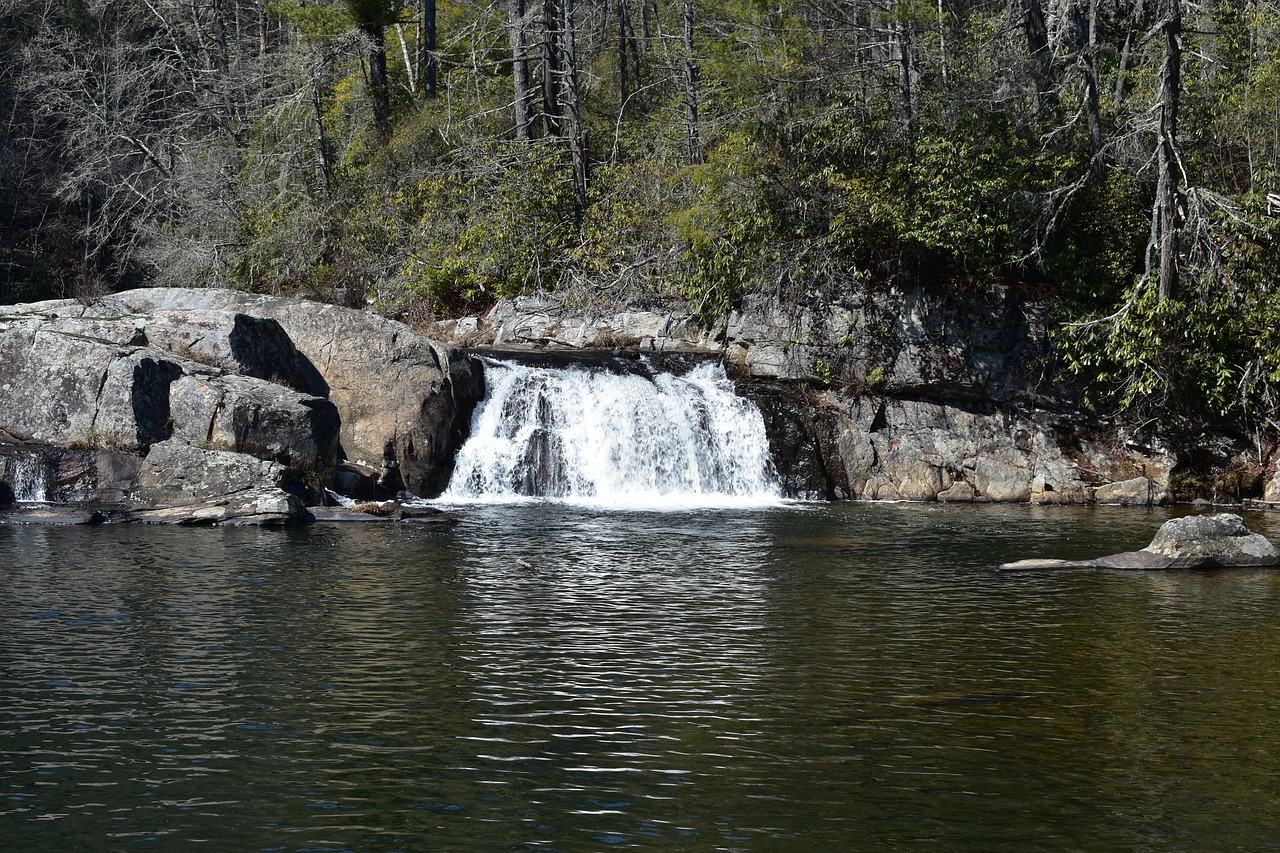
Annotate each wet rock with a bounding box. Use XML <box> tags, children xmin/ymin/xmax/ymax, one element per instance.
<box><xmin>0</xmin><ymin>506</ymin><xmax>107</xmax><ymax>525</ymax></box>
<box><xmin>306</xmin><ymin>502</ymin><xmax>459</xmax><ymax>525</ymax></box>
<box><xmin>1089</xmin><ymin>551</ymin><xmax>1177</xmax><ymax>570</ymax></box>
<box><xmin>1138</xmin><ymin>512</ymin><xmax>1278</xmax><ymax>568</ymax></box>
<box><xmin>995</xmin><ymin>558</ymin><xmax>1096</xmax><ymax>572</ymax></box>
<box><xmin>937</xmin><ymin>483</ymin><xmax>976</xmax><ymax>502</ymax></box>
<box><xmin>130</xmin><ymin>495</ymin><xmax>299</xmax><ymax>526</ymax></box>
<box><xmin>802</xmin><ymin>392</ymin><xmax>1166</xmax><ymax>505</ymax></box>
<box><xmin>0</xmin><ymin>441</ymin><xmax>143</xmax><ymax>505</ymax></box>
<box><xmin>999</xmin><ymin>513</ymin><xmax>1278</xmax><ymax>571</ymax></box>
<box><xmin>443</xmin><ymin>289</ymin><xmax>1195</xmax><ymax>505</ymax></box>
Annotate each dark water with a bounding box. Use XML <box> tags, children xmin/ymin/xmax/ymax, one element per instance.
<box><xmin>4</xmin><ymin>504</ymin><xmax>1280</xmax><ymax>852</ymax></box>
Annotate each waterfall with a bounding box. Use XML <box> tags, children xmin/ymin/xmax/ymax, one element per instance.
<box><xmin>0</xmin><ymin>448</ymin><xmax>51</xmax><ymax>503</ymax></box>
<box><xmin>441</xmin><ymin>359</ymin><xmax>782</xmax><ymax>509</ymax></box>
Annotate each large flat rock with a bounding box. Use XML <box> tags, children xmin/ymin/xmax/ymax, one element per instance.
<box><xmin>999</xmin><ymin>513</ymin><xmax>1279</xmax><ymax>572</ymax></box>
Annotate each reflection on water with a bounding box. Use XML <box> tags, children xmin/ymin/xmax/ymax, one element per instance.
<box><xmin>3</xmin><ymin>505</ymin><xmax>1280</xmax><ymax>851</ymax></box>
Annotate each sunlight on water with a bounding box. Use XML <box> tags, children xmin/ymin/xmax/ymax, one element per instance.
<box><xmin>440</xmin><ymin>359</ymin><xmax>783</xmax><ymax>509</ymax></box>
<box><xmin>6</xmin><ymin>506</ymin><xmax>1280</xmax><ymax>851</ymax></box>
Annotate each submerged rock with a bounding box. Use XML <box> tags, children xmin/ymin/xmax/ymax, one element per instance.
<box><xmin>0</xmin><ymin>506</ymin><xmax>108</xmax><ymax>525</ymax></box>
<box><xmin>998</xmin><ymin>513</ymin><xmax>1279</xmax><ymax>571</ymax></box>
<box><xmin>306</xmin><ymin>502</ymin><xmax>459</xmax><ymax>525</ymax></box>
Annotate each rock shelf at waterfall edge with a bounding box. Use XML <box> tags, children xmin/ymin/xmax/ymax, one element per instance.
<box><xmin>4</xmin><ymin>286</ymin><xmax>1280</xmax><ymax>522</ymax></box>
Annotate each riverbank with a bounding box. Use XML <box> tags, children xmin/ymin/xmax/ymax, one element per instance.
<box><xmin>2</xmin><ymin>286</ymin><xmax>1277</xmax><ymax>519</ymax></box>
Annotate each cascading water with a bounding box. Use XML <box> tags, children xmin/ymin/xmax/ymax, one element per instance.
<box><xmin>441</xmin><ymin>359</ymin><xmax>782</xmax><ymax>509</ymax></box>
<box><xmin>0</xmin><ymin>448</ymin><xmax>51</xmax><ymax>503</ymax></box>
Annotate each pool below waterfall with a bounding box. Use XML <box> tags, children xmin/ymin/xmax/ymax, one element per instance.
<box><xmin>4</xmin><ymin>503</ymin><xmax>1280</xmax><ymax>851</ymax></box>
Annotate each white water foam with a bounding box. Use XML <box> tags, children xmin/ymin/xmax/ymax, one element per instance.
<box><xmin>0</xmin><ymin>451</ymin><xmax>51</xmax><ymax>503</ymax></box>
<box><xmin>439</xmin><ymin>360</ymin><xmax>783</xmax><ymax>510</ymax></box>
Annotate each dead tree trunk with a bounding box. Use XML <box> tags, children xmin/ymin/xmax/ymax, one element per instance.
<box><xmin>1157</xmin><ymin>0</ymin><xmax>1182</xmax><ymax>302</ymax></box>
<box><xmin>541</xmin><ymin>0</ymin><xmax>562</xmax><ymax>136</ymax></box>
<box><xmin>560</xmin><ymin>0</ymin><xmax>589</xmax><ymax>211</ymax></box>
<box><xmin>1115</xmin><ymin>0</ymin><xmax>1145</xmax><ymax>104</ymax></box>
<box><xmin>895</xmin><ymin>17</ymin><xmax>915</xmax><ymax>143</ymax></box>
<box><xmin>421</xmin><ymin>0</ymin><xmax>437</xmax><ymax>98</ymax></box>
<box><xmin>617</xmin><ymin>0</ymin><xmax>640</xmax><ymax>105</ymax></box>
<box><xmin>1072</xmin><ymin>0</ymin><xmax>1103</xmax><ymax>179</ymax></box>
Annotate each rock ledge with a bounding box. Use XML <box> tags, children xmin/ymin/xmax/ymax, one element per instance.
<box><xmin>998</xmin><ymin>513</ymin><xmax>1279</xmax><ymax>571</ymax></box>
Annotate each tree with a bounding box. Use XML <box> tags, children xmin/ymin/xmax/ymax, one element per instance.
<box><xmin>682</xmin><ymin>0</ymin><xmax>702</xmax><ymax>163</ymax></box>
<box><xmin>419</xmin><ymin>0</ymin><xmax>437</xmax><ymax>98</ymax></box>
<box><xmin>1070</xmin><ymin>0</ymin><xmax>1104</xmax><ymax>180</ymax></box>
<box><xmin>1020</xmin><ymin>0</ymin><xmax>1058</xmax><ymax>114</ymax></box>
<box><xmin>509</xmin><ymin>0</ymin><xmax>533</xmax><ymax>137</ymax></box>
<box><xmin>1156</xmin><ymin>0</ymin><xmax>1183</xmax><ymax>301</ymax></box>
<box><xmin>344</xmin><ymin>0</ymin><xmax>398</xmax><ymax>139</ymax></box>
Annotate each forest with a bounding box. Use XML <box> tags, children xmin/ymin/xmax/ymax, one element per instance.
<box><xmin>1</xmin><ymin>0</ymin><xmax>1278</xmax><ymax>435</ymax></box>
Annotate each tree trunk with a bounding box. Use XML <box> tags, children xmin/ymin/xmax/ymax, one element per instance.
<box><xmin>360</xmin><ymin>20</ymin><xmax>390</xmax><ymax>139</ymax></box>
<box><xmin>422</xmin><ymin>0</ymin><xmax>437</xmax><ymax>98</ymax></box>
<box><xmin>936</xmin><ymin>0</ymin><xmax>947</xmax><ymax>88</ymax></box>
<box><xmin>1021</xmin><ymin>0</ymin><xmax>1057</xmax><ymax>114</ymax></box>
<box><xmin>618</xmin><ymin>0</ymin><xmax>631</xmax><ymax>104</ymax></box>
<box><xmin>1114</xmin><ymin>0</ymin><xmax>1145</xmax><ymax>104</ymax></box>
<box><xmin>560</xmin><ymin>0</ymin><xmax>589</xmax><ymax>211</ymax></box>
<box><xmin>541</xmin><ymin>0</ymin><xmax>562</xmax><ymax>137</ymax></box>
<box><xmin>895</xmin><ymin>17</ymin><xmax>914</xmax><ymax>143</ymax></box>
<box><xmin>1157</xmin><ymin>0</ymin><xmax>1182</xmax><ymax>302</ymax></box>
<box><xmin>312</xmin><ymin>78</ymin><xmax>333</xmax><ymax>197</ymax></box>
<box><xmin>682</xmin><ymin>0</ymin><xmax>702</xmax><ymax>164</ymax></box>
<box><xmin>1072</xmin><ymin>0</ymin><xmax>1103</xmax><ymax>180</ymax></box>
<box><xmin>510</xmin><ymin>0</ymin><xmax>531</xmax><ymax>136</ymax></box>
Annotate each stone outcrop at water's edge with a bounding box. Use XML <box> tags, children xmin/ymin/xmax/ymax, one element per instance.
<box><xmin>2</xmin><ymin>283</ymin><xmax>1275</xmax><ymax>520</ymax></box>
<box><xmin>0</xmin><ymin>289</ymin><xmax>480</xmax><ymax>524</ymax></box>
<box><xmin>436</xmin><ymin>288</ymin><xmax>1218</xmax><ymax>505</ymax></box>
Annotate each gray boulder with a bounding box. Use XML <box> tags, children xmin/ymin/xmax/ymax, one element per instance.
<box><xmin>1094</xmin><ymin>476</ymin><xmax>1173</xmax><ymax>507</ymax></box>
<box><xmin>1135</xmin><ymin>512</ymin><xmax>1278</xmax><ymax>568</ymax></box>
<box><xmin>756</xmin><ymin>389</ymin><xmax>1171</xmax><ymax>504</ymax></box>
<box><xmin>139</xmin><ymin>309</ymin><xmax>315</xmax><ymax>391</ymax></box>
<box><xmin>0</xmin><ymin>303</ymin><xmax>339</xmax><ymax>471</ymax></box>
<box><xmin>0</xmin><ymin>287</ymin><xmax>476</xmax><ymax>504</ymax></box>
<box><xmin>117</xmin><ymin>288</ymin><xmax>472</xmax><ymax>496</ymax></box>
<box><xmin>131</xmin><ymin>440</ymin><xmax>305</xmax><ymax>525</ymax></box>
<box><xmin>1000</xmin><ymin>513</ymin><xmax>1278</xmax><ymax>571</ymax></box>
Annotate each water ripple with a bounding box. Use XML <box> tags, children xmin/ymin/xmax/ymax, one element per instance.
<box><xmin>4</xmin><ymin>508</ymin><xmax>1280</xmax><ymax>850</ymax></box>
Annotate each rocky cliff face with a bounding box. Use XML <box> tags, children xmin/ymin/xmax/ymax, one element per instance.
<box><xmin>113</xmin><ymin>288</ymin><xmax>483</xmax><ymax>496</ymax></box>
<box><xmin>0</xmin><ymin>289</ymin><xmax>480</xmax><ymax>522</ymax></box>
<box><xmin>436</xmin><ymin>286</ymin><xmax>1181</xmax><ymax>505</ymax></box>
<box><xmin>1</xmin><ymin>283</ymin><xmax>1254</xmax><ymax>516</ymax></box>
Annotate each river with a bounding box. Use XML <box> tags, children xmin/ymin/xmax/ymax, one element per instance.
<box><xmin>4</xmin><ymin>503</ymin><xmax>1280</xmax><ymax>851</ymax></box>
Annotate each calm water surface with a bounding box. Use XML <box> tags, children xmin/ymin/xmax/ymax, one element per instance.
<box><xmin>4</xmin><ymin>503</ymin><xmax>1280</xmax><ymax>851</ymax></box>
